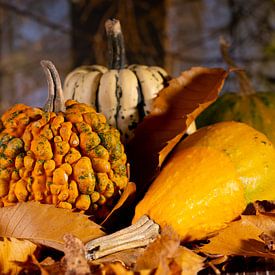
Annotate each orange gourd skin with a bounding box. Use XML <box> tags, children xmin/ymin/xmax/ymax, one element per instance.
<box><xmin>133</xmin><ymin>146</ymin><xmax>246</xmax><ymax>241</ymax></box>
<box><xmin>0</xmin><ymin>100</ymin><xmax>128</xmax><ymax>221</ymax></box>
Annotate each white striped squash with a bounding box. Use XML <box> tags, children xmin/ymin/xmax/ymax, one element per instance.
<box><xmin>64</xmin><ymin>64</ymin><xmax>168</xmax><ymax>143</ymax></box>
<box><xmin>63</xmin><ymin>19</ymin><xmax>170</xmax><ymax>143</ymax></box>
<box><xmin>64</xmin><ymin>19</ymin><xmax>196</xmax><ymax>143</ymax></box>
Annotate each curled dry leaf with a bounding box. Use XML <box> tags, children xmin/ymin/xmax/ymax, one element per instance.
<box><xmin>172</xmin><ymin>246</ymin><xmax>205</xmax><ymax>275</ymax></box>
<box><xmin>38</xmin><ymin>257</ymin><xmax>66</xmax><ymax>275</ymax></box>
<box><xmin>199</xmin><ymin>213</ymin><xmax>275</xmax><ymax>259</ymax></box>
<box><xmin>135</xmin><ymin>226</ymin><xmax>180</xmax><ymax>271</ymax></box>
<box><xmin>63</xmin><ymin>234</ymin><xmax>91</xmax><ymax>275</ymax></box>
<box><xmin>0</xmin><ymin>237</ymin><xmax>37</xmax><ymax>275</ymax></box>
<box><xmin>244</xmin><ymin>212</ymin><xmax>275</xmax><ymax>237</ymax></box>
<box><xmin>127</xmin><ymin>67</ymin><xmax>229</xmax><ymax>196</ymax></box>
<box><xmin>253</xmin><ymin>200</ymin><xmax>275</xmax><ymax>213</ymax></box>
<box><xmin>13</xmin><ymin>254</ymin><xmax>53</xmax><ymax>275</ymax></box>
<box><xmin>259</xmin><ymin>233</ymin><xmax>275</xmax><ymax>251</ymax></box>
<box><xmin>135</xmin><ymin>226</ymin><xmax>205</xmax><ymax>275</ymax></box>
<box><xmin>0</xmin><ymin>202</ymin><xmax>105</xmax><ymax>251</ymax></box>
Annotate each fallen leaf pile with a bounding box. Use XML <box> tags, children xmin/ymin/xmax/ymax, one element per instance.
<box><xmin>0</xmin><ymin>238</ymin><xmax>37</xmax><ymax>274</ymax></box>
<box><xmin>199</xmin><ymin>212</ymin><xmax>275</xmax><ymax>259</ymax></box>
<box><xmin>1</xmin><ymin>67</ymin><xmax>275</xmax><ymax>274</ymax></box>
<box><xmin>5</xmin><ymin>209</ymin><xmax>275</xmax><ymax>274</ymax></box>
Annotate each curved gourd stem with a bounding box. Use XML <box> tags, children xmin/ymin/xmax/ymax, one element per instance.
<box><xmin>105</xmin><ymin>19</ymin><xmax>127</xmax><ymax>69</ymax></box>
<box><xmin>220</xmin><ymin>37</ymin><xmax>256</xmax><ymax>96</ymax></box>
<box><xmin>85</xmin><ymin>215</ymin><xmax>160</xmax><ymax>260</ymax></box>
<box><xmin>41</xmin><ymin>60</ymin><xmax>65</xmax><ymax>112</ymax></box>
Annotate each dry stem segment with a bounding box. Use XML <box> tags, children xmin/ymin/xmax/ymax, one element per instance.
<box><xmin>41</xmin><ymin>60</ymin><xmax>65</xmax><ymax>113</ymax></box>
<box><xmin>105</xmin><ymin>19</ymin><xmax>127</xmax><ymax>69</ymax></box>
<box><xmin>85</xmin><ymin>215</ymin><xmax>160</xmax><ymax>260</ymax></box>
<box><xmin>220</xmin><ymin>37</ymin><xmax>256</xmax><ymax>96</ymax></box>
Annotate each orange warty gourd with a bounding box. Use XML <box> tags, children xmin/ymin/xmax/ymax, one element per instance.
<box><xmin>0</xmin><ymin>61</ymin><xmax>128</xmax><ymax>222</ymax></box>
<box><xmin>133</xmin><ymin>121</ymin><xmax>275</xmax><ymax>240</ymax></box>
<box><xmin>133</xmin><ymin>146</ymin><xmax>246</xmax><ymax>241</ymax></box>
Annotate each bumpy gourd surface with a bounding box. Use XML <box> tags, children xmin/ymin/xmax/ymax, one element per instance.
<box><xmin>0</xmin><ymin>100</ymin><xmax>128</xmax><ymax>221</ymax></box>
<box><xmin>197</xmin><ymin>92</ymin><xmax>275</xmax><ymax>144</ymax></box>
<box><xmin>179</xmin><ymin>121</ymin><xmax>275</xmax><ymax>202</ymax></box>
<box><xmin>133</xmin><ymin>146</ymin><xmax>245</xmax><ymax>241</ymax></box>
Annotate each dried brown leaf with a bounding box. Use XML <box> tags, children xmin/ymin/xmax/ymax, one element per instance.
<box><xmin>0</xmin><ymin>202</ymin><xmax>105</xmax><ymax>251</ymax></box>
<box><xmin>41</xmin><ymin>258</ymin><xmax>66</xmax><ymax>275</ymax></box>
<box><xmin>244</xmin><ymin>213</ymin><xmax>275</xmax><ymax>237</ymax></box>
<box><xmin>15</xmin><ymin>254</ymin><xmax>52</xmax><ymax>275</ymax></box>
<box><xmin>63</xmin><ymin>234</ymin><xmax>91</xmax><ymax>274</ymax></box>
<box><xmin>199</xmin><ymin>213</ymin><xmax>275</xmax><ymax>259</ymax></box>
<box><xmin>247</xmin><ymin>201</ymin><xmax>275</xmax><ymax>214</ymax></box>
<box><xmin>259</xmin><ymin>232</ymin><xmax>275</xmax><ymax>251</ymax></box>
<box><xmin>128</xmin><ymin>67</ymin><xmax>228</xmax><ymax>196</ymax></box>
<box><xmin>0</xmin><ymin>237</ymin><xmax>37</xmax><ymax>275</ymax></box>
<box><xmin>134</xmin><ymin>226</ymin><xmax>205</xmax><ymax>275</ymax></box>
<box><xmin>135</xmin><ymin>226</ymin><xmax>180</xmax><ymax>271</ymax></box>
<box><xmin>173</xmin><ymin>246</ymin><xmax>205</xmax><ymax>275</ymax></box>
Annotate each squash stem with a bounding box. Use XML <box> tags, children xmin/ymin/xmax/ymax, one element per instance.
<box><xmin>220</xmin><ymin>37</ymin><xmax>256</xmax><ymax>96</ymax></box>
<box><xmin>41</xmin><ymin>60</ymin><xmax>65</xmax><ymax>113</ymax></box>
<box><xmin>105</xmin><ymin>19</ymin><xmax>127</xmax><ymax>70</ymax></box>
<box><xmin>85</xmin><ymin>215</ymin><xmax>160</xmax><ymax>260</ymax></box>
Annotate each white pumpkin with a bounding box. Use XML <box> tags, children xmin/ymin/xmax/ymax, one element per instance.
<box><xmin>64</xmin><ymin>64</ymin><xmax>168</xmax><ymax>142</ymax></box>
<box><xmin>64</xmin><ymin>19</ymin><xmax>195</xmax><ymax>142</ymax></box>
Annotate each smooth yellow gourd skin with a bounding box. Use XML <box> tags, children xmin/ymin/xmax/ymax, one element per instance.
<box><xmin>133</xmin><ymin>146</ymin><xmax>246</xmax><ymax>241</ymax></box>
<box><xmin>179</xmin><ymin>121</ymin><xmax>275</xmax><ymax>202</ymax></box>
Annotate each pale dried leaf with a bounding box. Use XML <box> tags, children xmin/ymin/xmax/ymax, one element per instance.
<box><xmin>199</xmin><ymin>214</ymin><xmax>275</xmax><ymax>259</ymax></box>
<box><xmin>63</xmin><ymin>234</ymin><xmax>91</xmax><ymax>275</ymax></box>
<box><xmin>135</xmin><ymin>226</ymin><xmax>205</xmax><ymax>275</ymax></box>
<box><xmin>153</xmin><ymin>67</ymin><xmax>228</xmax><ymax>167</ymax></box>
<box><xmin>0</xmin><ymin>202</ymin><xmax>105</xmax><ymax>251</ymax></box>
<box><xmin>128</xmin><ymin>67</ymin><xmax>228</xmax><ymax>197</ymax></box>
<box><xmin>0</xmin><ymin>237</ymin><xmax>37</xmax><ymax>275</ymax></box>
<box><xmin>244</xmin><ymin>213</ymin><xmax>275</xmax><ymax>238</ymax></box>
<box><xmin>259</xmin><ymin>233</ymin><xmax>275</xmax><ymax>251</ymax></box>
<box><xmin>135</xmin><ymin>226</ymin><xmax>180</xmax><ymax>271</ymax></box>
<box><xmin>41</xmin><ymin>259</ymin><xmax>66</xmax><ymax>275</ymax></box>
<box><xmin>173</xmin><ymin>246</ymin><xmax>205</xmax><ymax>275</ymax></box>
<box><xmin>15</xmin><ymin>254</ymin><xmax>51</xmax><ymax>275</ymax></box>
<box><xmin>40</xmin><ymin>257</ymin><xmax>56</xmax><ymax>266</ymax></box>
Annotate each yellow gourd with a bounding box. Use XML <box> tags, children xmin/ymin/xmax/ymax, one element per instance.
<box><xmin>133</xmin><ymin>121</ymin><xmax>275</xmax><ymax>240</ymax></box>
<box><xmin>133</xmin><ymin>146</ymin><xmax>246</xmax><ymax>241</ymax></box>
<box><xmin>179</xmin><ymin>121</ymin><xmax>275</xmax><ymax>202</ymax></box>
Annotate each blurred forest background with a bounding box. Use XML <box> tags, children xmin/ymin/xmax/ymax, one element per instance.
<box><xmin>0</xmin><ymin>0</ymin><xmax>274</xmax><ymax>113</ymax></box>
